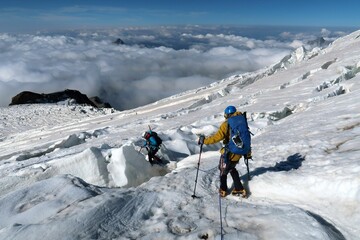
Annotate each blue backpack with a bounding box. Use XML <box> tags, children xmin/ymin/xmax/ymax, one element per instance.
<box><xmin>150</xmin><ymin>131</ymin><xmax>162</xmax><ymax>146</ymax></box>
<box><xmin>227</xmin><ymin>112</ymin><xmax>252</xmax><ymax>155</ymax></box>
<box><xmin>144</xmin><ymin>131</ymin><xmax>162</xmax><ymax>147</ymax></box>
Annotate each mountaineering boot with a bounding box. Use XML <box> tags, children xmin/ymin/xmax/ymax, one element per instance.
<box><xmin>154</xmin><ymin>155</ymin><xmax>163</xmax><ymax>164</ymax></box>
<box><xmin>232</xmin><ymin>189</ymin><xmax>247</xmax><ymax>198</ymax></box>
<box><xmin>219</xmin><ymin>188</ymin><xmax>227</xmax><ymax>198</ymax></box>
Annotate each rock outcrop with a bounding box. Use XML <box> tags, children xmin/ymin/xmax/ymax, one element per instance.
<box><xmin>113</xmin><ymin>38</ymin><xmax>125</xmax><ymax>45</ymax></box>
<box><xmin>10</xmin><ymin>89</ymin><xmax>111</xmax><ymax>108</ymax></box>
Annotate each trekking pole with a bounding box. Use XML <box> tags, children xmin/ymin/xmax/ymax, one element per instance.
<box><xmin>191</xmin><ymin>143</ymin><xmax>203</xmax><ymax>199</ymax></box>
<box><xmin>244</xmin><ymin>157</ymin><xmax>252</xmax><ymax>181</ymax></box>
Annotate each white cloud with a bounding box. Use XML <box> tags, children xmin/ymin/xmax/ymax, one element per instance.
<box><xmin>0</xmin><ymin>27</ymin><xmax>349</xmax><ymax>109</ymax></box>
<box><xmin>321</xmin><ymin>28</ymin><xmax>331</xmax><ymax>37</ymax></box>
<box><xmin>289</xmin><ymin>40</ymin><xmax>304</xmax><ymax>48</ymax></box>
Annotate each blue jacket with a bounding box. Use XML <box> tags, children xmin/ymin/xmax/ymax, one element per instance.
<box><xmin>144</xmin><ymin>136</ymin><xmax>157</xmax><ymax>146</ymax></box>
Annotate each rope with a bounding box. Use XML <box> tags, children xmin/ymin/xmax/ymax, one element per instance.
<box><xmin>219</xmin><ymin>191</ymin><xmax>224</xmax><ymax>240</ymax></box>
<box><xmin>218</xmin><ymin>154</ymin><xmax>225</xmax><ymax>239</ymax></box>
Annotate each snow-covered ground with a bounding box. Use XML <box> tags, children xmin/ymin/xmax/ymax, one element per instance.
<box><xmin>0</xmin><ymin>30</ymin><xmax>359</xmax><ymax>240</ymax></box>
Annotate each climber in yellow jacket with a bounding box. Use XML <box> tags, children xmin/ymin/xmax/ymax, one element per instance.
<box><xmin>198</xmin><ymin>106</ymin><xmax>247</xmax><ymax>198</ymax></box>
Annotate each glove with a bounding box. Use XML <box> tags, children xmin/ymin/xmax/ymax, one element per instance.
<box><xmin>245</xmin><ymin>151</ymin><xmax>252</xmax><ymax>159</ymax></box>
<box><xmin>219</xmin><ymin>154</ymin><xmax>228</xmax><ymax>170</ymax></box>
<box><xmin>198</xmin><ymin>135</ymin><xmax>205</xmax><ymax>145</ymax></box>
<box><xmin>220</xmin><ymin>162</ymin><xmax>226</xmax><ymax>170</ymax></box>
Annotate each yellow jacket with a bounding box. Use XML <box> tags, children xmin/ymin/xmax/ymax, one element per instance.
<box><xmin>203</xmin><ymin>111</ymin><xmax>242</xmax><ymax>162</ymax></box>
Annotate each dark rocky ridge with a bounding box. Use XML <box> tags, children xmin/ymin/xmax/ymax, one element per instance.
<box><xmin>10</xmin><ymin>89</ymin><xmax>112</xmax><ymax>108</ymax></box>
<box><xmin>113</xmin><ymin>38</ymin><xmax>125</xmax><ymax>45</ymax></box>
<box><xmin>307</xmin><ymin>37</ymin><xmax>331</xmax><ymax>48</ymax></box>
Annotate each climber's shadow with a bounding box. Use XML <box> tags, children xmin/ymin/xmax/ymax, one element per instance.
<box><xmin>241</xmin><ymin>153</ymin><xmax>305</xmax><ymax>196</ymax></box>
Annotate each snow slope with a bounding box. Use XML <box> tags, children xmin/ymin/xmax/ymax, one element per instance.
<box><xmin>0</xmin><ymin>30</ymin><xmax>359</xmax><ymax>240</ymax></box>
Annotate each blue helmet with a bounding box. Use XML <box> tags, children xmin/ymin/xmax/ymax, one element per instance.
<box><xmin>224</xmin><ymin>105</ymin><xmax>236</xmax><ymax>115</ymax></box>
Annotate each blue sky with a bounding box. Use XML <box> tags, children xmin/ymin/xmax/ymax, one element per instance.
<box><xmin>0</xmin><ymin>0</ymin><xmax>359</xmax><ymax>33</ymax></box>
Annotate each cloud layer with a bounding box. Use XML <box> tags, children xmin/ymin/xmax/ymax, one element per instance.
<box><xmin>0</xmin><ymin>26</ymin><xmax>350</xmax><ymax>110</ymax></box>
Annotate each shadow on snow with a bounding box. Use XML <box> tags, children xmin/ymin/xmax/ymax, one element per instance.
<box><xmin>248</xmin><ymin>153</ymin><xmax>305</xmax><ymax>179</ymax></box>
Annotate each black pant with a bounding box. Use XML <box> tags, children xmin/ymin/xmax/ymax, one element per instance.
<box><xmin>219</xmin><ymin>157</ymin><xmax>244</xmax><ymax>191</ymax></box>
<box><xmin>147</xmin><ymin>147</ymin><xmax>160</xmax><ymax>164</ymax></box>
